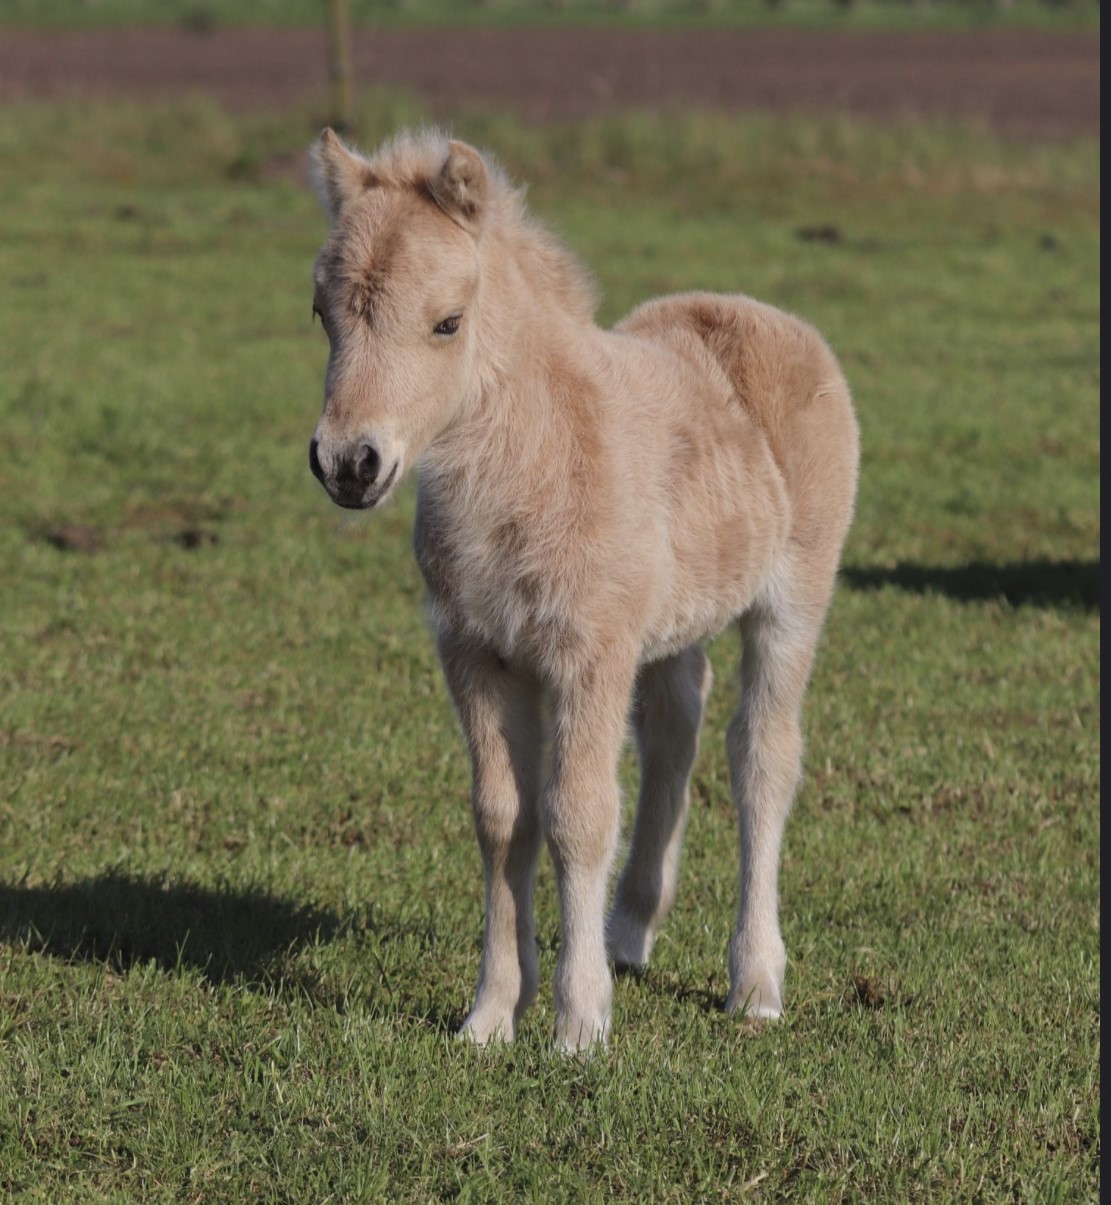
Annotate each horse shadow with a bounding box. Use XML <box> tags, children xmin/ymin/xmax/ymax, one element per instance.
<box><xmin>0</xmin><ymin>870</ymin><xmax>466</xmax><ymax>1033</ymax></box>
<box><xmin>0</xmin><ymin>870</ymin><xmax>339</xmax><ymax>990</ymax></box>
<box><xmin>842</xmin><ymin>557</ymin><xmax>1098</xmax><ymax>611</ymax></box>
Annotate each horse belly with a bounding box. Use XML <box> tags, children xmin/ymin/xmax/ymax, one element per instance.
<box><xmin>644</xmin><ymin>431</ymin><xmax>790</xmax><ymax>656</ymax></box>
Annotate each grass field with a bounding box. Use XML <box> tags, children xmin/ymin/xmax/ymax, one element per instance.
<box><xmin>2</xmin><ymin>0</ymin><xmax>1101</xmax><ymax>31</ymax></box>
<box><xmin>0</xmin><ymin>95</ymin><xmax>1100</xmax><ymax>1199</ymax></box>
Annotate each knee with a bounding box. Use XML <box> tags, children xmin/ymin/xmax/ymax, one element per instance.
<box><xmin>727</xmin><ymin>705</ymin><xmax>803</xmax><ymax>774</ymax></box>
<box><xmin>543</xmin><ymin>783</ymin><xmax>619</xmax><ymax>869</ymax></box>
<box><xmin>471</xmin><ymin>787</ymin><xmax>537</xmax><ymax>849</ymax></box>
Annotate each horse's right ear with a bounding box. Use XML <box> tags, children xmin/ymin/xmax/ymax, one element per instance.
<box><xmin>311</xmin><ymin>128</ymin><xmax>377</xmax><ymax>221</ymax></box>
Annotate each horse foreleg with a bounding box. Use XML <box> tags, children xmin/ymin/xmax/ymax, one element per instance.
<box><xmin>439</xmin><ymin>634</ymin><xmax>544</xmax><ymax>1043</ymax></box>
<box><xmin>544</xmin><ymin>654</ymin><xmax>636</xmax><ymax>1051</ymax></box>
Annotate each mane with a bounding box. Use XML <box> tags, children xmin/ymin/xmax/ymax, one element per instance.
<box><xmin>365</xmin><ymin>128</ymin><xmax>600</xmax><ymax>324</ymax></box>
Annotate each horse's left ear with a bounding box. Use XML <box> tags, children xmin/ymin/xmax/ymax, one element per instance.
<box><xmin>426</xmin><ymin>140</ymin><xmax>489</xmax><ymax>231</ymax></box>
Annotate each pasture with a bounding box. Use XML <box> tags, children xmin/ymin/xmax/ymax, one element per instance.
<box><xmin>2</xmin><ymin>0</ymin><xmax>1100</xmax><ymax>31</ymax></box>
<box><xmin>0</xmin><ymin>93</ymin><xmax>1100</xmax><ymax>1199</ymax></box>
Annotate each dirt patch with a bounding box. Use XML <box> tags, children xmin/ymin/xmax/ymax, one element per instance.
<box><xmin>173</xmin><ymin>527</ymin><xmax>219</xmax><ymax>550</ymax></box>
<box><xmin>0</xmin><ymin>25</ymin><xmax>1098</xmax><ymax>141</ymax></box>
<box><xmin>41</xmin><ymin>524</ymin><xmax>103</xmax><ymax>554</ymax></box>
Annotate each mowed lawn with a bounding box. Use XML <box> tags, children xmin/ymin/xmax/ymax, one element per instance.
<box><xmin>0</xmin><ymin>98</ymin><xmax>1099</xmax><ymax>1200</ymax></box>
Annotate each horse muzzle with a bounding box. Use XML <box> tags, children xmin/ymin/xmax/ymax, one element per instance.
<box><xmin>309</xmin><ymin>435</ymin><xmax>400</xmax><ymax>510</ymax></box>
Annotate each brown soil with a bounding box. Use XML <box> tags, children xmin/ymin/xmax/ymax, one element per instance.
<box><xmin>0</xmin><ymin>25</ymin><xmax>1098</xmax><ymax>140</ymax></box>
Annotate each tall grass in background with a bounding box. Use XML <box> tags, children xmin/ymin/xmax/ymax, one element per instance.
<box><xmin>1</xmin><ymin>0</ymin><xmax>1101</xmax><ymax>29</ymax></box>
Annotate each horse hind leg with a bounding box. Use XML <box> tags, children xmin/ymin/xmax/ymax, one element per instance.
<box><xmin>726</xmin><ymin>596</ymin><xmax>826</xmax><ymax>1019</ymax></box>
<box><xmin>607</xmin><ymin>644</ymin><xmax>712</xmax><ymax>970</ymax></box>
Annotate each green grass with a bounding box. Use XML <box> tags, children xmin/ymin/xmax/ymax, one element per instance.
<box><xmin>2</xmin><ymin>0</ymin><xmax>1101</xmax><ymax>32</ymax></box>
<box><xmin>0</xmin><ymin>97</ymin><xmax>1099</xmax><ymax>1200</ymax></box>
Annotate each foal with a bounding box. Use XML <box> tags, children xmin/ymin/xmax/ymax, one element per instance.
<box><xmin>307</xmin><ymin>129</ymin><xmax>859</xmax><ymax>1051</ymax></box>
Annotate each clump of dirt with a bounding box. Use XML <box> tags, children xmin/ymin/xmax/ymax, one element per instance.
<box><xmin>846</xmin><ymin>972</ymin><xmax>887</xmax><ymax>1010</ymax></box>
<box><xmin>41</xmin><ymin>524</ymin><xmax>103</xmax><ymax>554</ymax></box>
<box><xmin>174</xmin><ymin>528</ymin><xmax>218</xmax><ymax>550</ymax></box>
<box><xmin>796</xmin><ymin>224</ymin><xmax>842</xmax><ymax>245</ymax></box>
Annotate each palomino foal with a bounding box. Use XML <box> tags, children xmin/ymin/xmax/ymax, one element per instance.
<box><xmin>307</xmin><ymin>129</ymin><xmax>858</xmax><ymax>1051</ymax></box>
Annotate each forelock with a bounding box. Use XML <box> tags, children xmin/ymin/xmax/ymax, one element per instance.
<box><xmin>365</xmin><ymin>128</ymin><xmax>517</xmax><ymax>216</ymax></box>
<box><xmin>316</xmin><ymin>206</ymin><xmax>406</xmax><ymax>326</ymax></box>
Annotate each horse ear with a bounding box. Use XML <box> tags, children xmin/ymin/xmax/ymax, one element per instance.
<box><xmin>311</xmin><ymin>128</ymin><xmax>377</xmax><ymax>221</ymax></box>
<box><xmin>426</xmin><ymin>140</ymin><xmax>489</xmax><ymax>231</ymax></box>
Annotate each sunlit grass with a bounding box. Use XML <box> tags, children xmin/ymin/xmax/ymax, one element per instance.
<box><xmin>0</xmin><ymin>98</ymin><xmax>1099</xmax><ymax>1200</ymax></box>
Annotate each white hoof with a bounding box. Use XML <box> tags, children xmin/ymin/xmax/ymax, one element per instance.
<box><xmin>458</xmin><ymin>1008</ymin><xmax>515</xmax><ymax>1046</ymax></box>
<box><xmin>555</xmin><ymin>1011</ymin><xmax>611</xmax><ymax>1054</ymax></box>
<box><xmin>725</xmin><ymin>977</ymin><xmax>784</xmax><ymax>1020</ymax></box>
<box><xmin>728</xmin><ymin>931</ymin><xmax>786</xmax><ymax>1019</ymax></box>
<box><xmin>605</xmin><ymin>908</ymin><xmax>654</xmax><ymax>971</ymax></box>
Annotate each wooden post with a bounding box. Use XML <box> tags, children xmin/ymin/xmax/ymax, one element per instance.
<box><xmin>327</xmin><ymin>0</ymin><xmax>355</xmax><ymax>135</ymax></box>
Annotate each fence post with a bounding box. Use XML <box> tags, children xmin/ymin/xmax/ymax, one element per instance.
<box><xmin>327</xmin><ymin>0</ymin><xmax>355</xmax><ymax>134</ymax></box>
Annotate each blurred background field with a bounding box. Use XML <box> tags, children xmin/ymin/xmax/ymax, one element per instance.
<box><xmin>0</xmin><ymin>8</ymin><xmax>1100</xmax><ymax>1201</ymax></box>
<box><xmin>2</xmin><ymin>0</ymin><xmax>1102</xmax><ymax>30</ymax></box>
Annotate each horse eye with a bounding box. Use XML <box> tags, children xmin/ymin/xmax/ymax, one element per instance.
<box><xmin>312</xmin><ymin>303</ymin><xmax>328</xmax><ymax>333</ymax></box>
<box><xmin>434</xmin><ymin>315</ymin><xmax>461</xmax><ymax>337</ymax></box>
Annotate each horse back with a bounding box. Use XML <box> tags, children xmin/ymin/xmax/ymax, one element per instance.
<box><xmin>617</xmin><ymin>291</ymin><xmax>859</xmax><ymax>575</ymax></box>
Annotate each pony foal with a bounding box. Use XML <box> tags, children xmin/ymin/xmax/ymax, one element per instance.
<box><xmin>307</xmin><ymin>129</ymin><xmax>859</xmax><ymax>1051</ymax></box>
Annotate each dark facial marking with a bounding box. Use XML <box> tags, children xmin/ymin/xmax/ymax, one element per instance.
<box><xmin>350</xmin><ymin>224</ymin><xmax>403</xmax><ymax>324</ymax></box>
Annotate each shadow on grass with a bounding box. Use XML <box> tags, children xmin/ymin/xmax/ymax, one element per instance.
<box><xmin>842</xmin><ymin>558</ymin><xmax>1098</xmax><ymax>611</ymax></box>
<box><xmin>0</xmin><ymin>870</ymin><xmax>339</xmax><ymax>989</ymax></box>
<box><xmin>0</xmin><ymin>871</ymin><xmax>468</xmax><ymax>1031</ymax></box>
<box><xmin>617</xmin><ymin>963</ymin><xmax>726</xmax><ymax>1015</ymax></box>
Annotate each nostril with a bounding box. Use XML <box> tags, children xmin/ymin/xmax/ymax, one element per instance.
<box><xmin>353</xmin><ymin>440</ymin><xmax>381</xmax><ymax>486</ymax></box>
<box><xmin>308</xmin><ymin>438</ymin><xmax>324</xmax><ymax>481</ymax></box>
